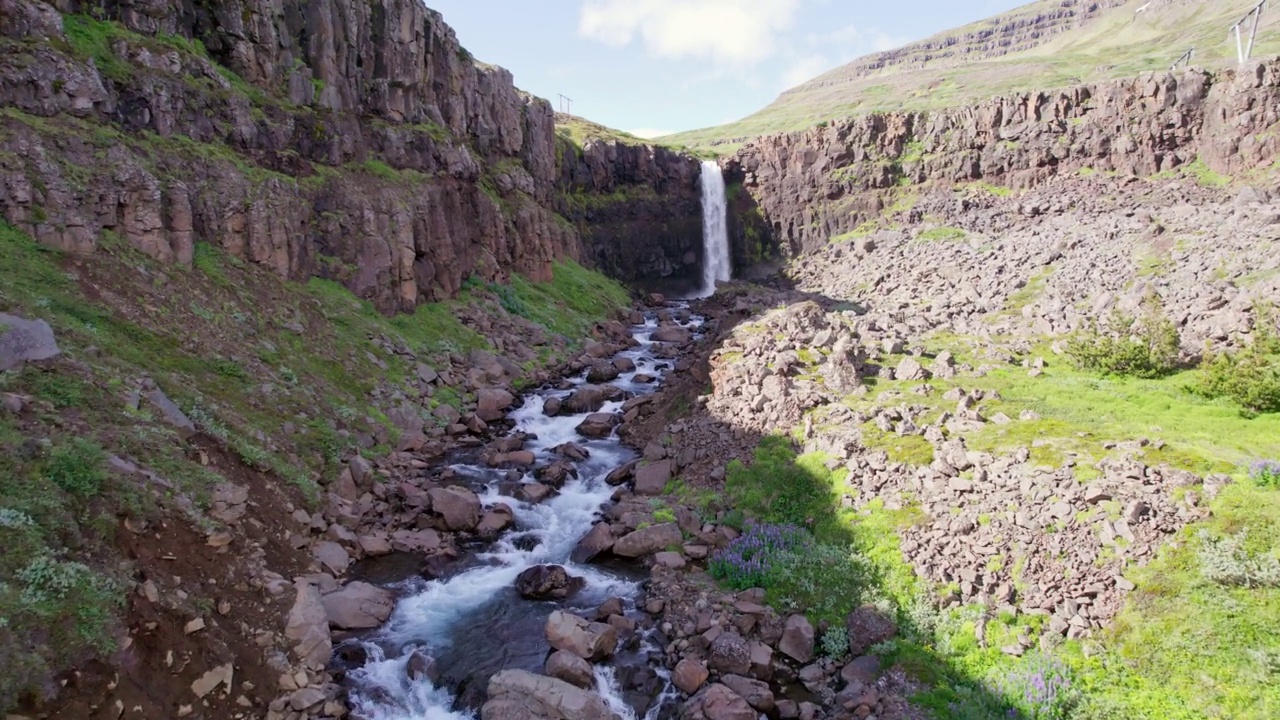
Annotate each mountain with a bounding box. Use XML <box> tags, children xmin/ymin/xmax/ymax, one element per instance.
<box><xmin>665</xmin><ymin>0</ymin><xmax>1280</xmax><ymax>149</ymax></box>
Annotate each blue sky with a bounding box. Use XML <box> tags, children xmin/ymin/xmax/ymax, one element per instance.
<box><xmin>427</xmin><ymin>1</ymin><xmax>1031</xmax><ymax>136</ymax></box>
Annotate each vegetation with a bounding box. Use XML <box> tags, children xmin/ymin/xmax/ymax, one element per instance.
<box><xmin>1066</xmin><ymin>299</ymin><xmax>1181</xmax><ymax>379</ymax></box>
<box><xmin>1192</xmin><ymin>311</ymin><xmax>1280</xmax><ymax>416</ymax></box>
<box><xmin>919</xmin><ymin>227</ymin><xmax>968</xmax><ymax>242</ymax></box>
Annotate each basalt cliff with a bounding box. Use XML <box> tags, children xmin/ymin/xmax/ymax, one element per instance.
<box><xmin>0</xmin><ymin>0</ymin><xmax>705</xmax><ymax>311</ymax></box>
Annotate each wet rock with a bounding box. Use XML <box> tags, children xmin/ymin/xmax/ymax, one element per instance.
<box><xmin>477</xmin><ymin>387</ymin><xmax>516</xmax><ymax>422</ymax></box>
<box><xmin>652</xmin><ymin>326</ymin><xmax>692</xmax><ymax>344</ymax></box>
<box><xmin>515</xmin><ymin>565</ymin><xmax>586</xmax><ymax>600</ymax></box>
<box><xmin>321</xmin><ymin>581</ymin><xmax>394</xmax><ymax>629</ymax></box>
<box><xmin>546</xmin><ymin>650</ymin><xmax>595</xmax><ymax>689</ymax></box>
<box><xmin>571</xmin><ymin>522</ymin><xmax>614</xmax><ymax>563</ymax></box>
<box><xmin>481</xmin><ymin>669</ymin><xmax>613</xmax><ymax>720</ymax></box>
<box><xmin>407</xmin><ymin>650</ymin><xmax>440</xmax><ymax>683</ymax></box>
<box><xmin>428</xmin><ymin>486</ymin><xmax>482</xmax><ymax>531</ymax></box>
<box><xmin>477</xmin><ymin>505</ymin><xmax>515</xmax><ymax>538</ymax></box>
<box><xmin>563</xmin><ymin>385</ymin><xmax>623</xmax><ymax>414</ymax></box>
<box><xmin>545</xmin><ymin>610</ymin><xmax>618</xmax><ymax>661</ymax></box>
<box><xmin>576</xmin><ymin>413</ymin><xmax>619</xmax><ymax>438</ymax></box>
<box><xmin>586</xmin><ymin>361</ymin><xmax>621</xmax><ymax>383</ymax></box>
<box><xmin>313</xmin><ymin>541</ymin><xmax>351</xmax><ymax>575</ymax></box>
<box><xmin>613</xmin><ymin>522</ymin><xmax>682</xmax><ymax>557</ymax></box>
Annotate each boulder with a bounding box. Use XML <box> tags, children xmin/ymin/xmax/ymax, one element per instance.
<box><xmin>671</xmin><ymin>658</ymin><xmax>709</xmax><ymax>694</ymax></box>
<box><xmin>633</xmin><ymin>459</ymin><xmax>673</xmax><ymax>496</ymax></box>
<box><xmin>707</xmin><ymin>631</ymin><xmax>751</xmax><ymax>676</ymax></box>
<box><xmin>0</xmin><ymin>313</ymin><xmax>60</xmax><ymax>372</ymax></box>
<box><xmin>407</xmin><ymin>651</ymin><xmax>440</xmax><ymax>683</ymax></box>
<box><xmin>477</xmin><ymin>505</ymin><xmax>515</xmax><ymax>538</ymax></box>
<box><xmin>562</xmin><ymin>385</ymin><xmax>623</xmax><ymax>414</ymax></box>
<box><xmin>546</xmin><ymin>650</ymin><xmax>595</xmax><ymax>689</ymax></box>
<box><xmin>313</xmin><ymin>541</ymin><xmax>351</xmax><ymax>574</ymax></box>
<box><xmin>895</xmin><ymin>356</ymin><xmax>928</xmax><ymax>381</ymax></box>
<box><xmin>586</xmin><ymin>362</ymin><xmax>620</xmax><ymax>383</ymax></box>
<box><xmin>612</xmin><ymin>522</ymin><xmax>682</xmax><ymax>558</ymax></box>
<box><xmin>428</xmin><ymin>486</ymin><xmax>482</xmax><ymax>531</ymax></box>
<box><xmin>720</xmin><ymin>674</ymin><xmax>775</xmax><ymax>713</ymax></box>
<box><xmin>571</xmin><ymin>522</ymin><xmax>614</xmax><ymax>563</ymax></box>
<box><xmin>682</xmin><ymin>683</ymin><xmax>755</xmax><ymax>720</ymax></box>
<box><xmin>846</xmin><ymin>605</ymin><xmax>898</xmax><ymax>656</ymax></box>
<box><xmin>321</xmin><ymin>582</ymin><xmax>395</xmax><ymax>630</ymax></box>
<box><xmin>348</xmin><ymin>455</ymin><xmax>374</xmax><ymax>490</ymax></box>
<box><xmin>144</xmin><ymin>388</ymin><xmax>196</xmax><ymax>439</ymax></box>
<box><xmin>576</xmin><ymin>413</ymin><xmax>618</xmax><ymax>439</ymax></box>
<box><xmin>284</xmin><ymin>582</ymin><xmax>331</xmax><ymax>669</ymax></box>
<box><xmin>481</xmin><ymin>669</ymin><xmax>614</xmax><ymax>720</ymax></box>
<box><xmin>778</xmin><ymin>614</ymin><xmax>815</xmax><ymax>663</ymax></box>
<box><xmin>477</xmin><ymin>387</ymin><xmax>516</xmax><ymax>422</ymax></box>
<box><xmin>651</xmin><ymin>326</ymin><xmax>692</xmax><ymax>344</ymax></box>
<box><xmin>546</xmin><ymin>610</ymin><xmax>618</xmax><ymax>661</ymax></box>
<box><xmin>515</xmin><ymin>565</ymin><xmax>585</xmax><ymax>600</ymax></box>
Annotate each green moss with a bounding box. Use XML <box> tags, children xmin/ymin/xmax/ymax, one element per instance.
<box><xmin>860</xmin><ymin>424</ymin><xmax>936</xmax><ymax>466</ymax></box>
<box><xmin>918</xmin><ymin>227</ymin><xmax>967</xmax><ymax>242</ymax></box>
<box><xmin>501</xmin><ymin>260</ymin><xmax>631</xmax><ymax>344</ymax></box>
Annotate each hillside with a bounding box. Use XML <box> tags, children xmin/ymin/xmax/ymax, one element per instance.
<box><xmin>665</xmin><ymin>0</ymin><xmax>1280</xmax><ymax>149</ymax></box>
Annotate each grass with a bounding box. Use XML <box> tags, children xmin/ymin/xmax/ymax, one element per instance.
<box><xmin>501</xmin><ymin>260</ymin><xmax>632</xmax><ymax>343</ymax></box>
<box><xmin>919</xmin><ymin>227</ymin><xmax>967</xmax><ymax>242</ymax></box>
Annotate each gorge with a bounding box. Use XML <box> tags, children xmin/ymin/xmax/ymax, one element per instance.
<box><xmin>1</xmin><ymin>1</ymin><xmax>1280</xmax><ymax>720</ymax></box>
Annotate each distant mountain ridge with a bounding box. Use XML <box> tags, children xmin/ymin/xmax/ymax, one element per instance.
<box><xmin>665</xmin><ymin>0</ymin><xmax>1280</xmax><ymax>149</ymax></box>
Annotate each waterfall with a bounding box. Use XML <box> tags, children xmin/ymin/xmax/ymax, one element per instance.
<box><xmin>698</xmin><ymin>160</ymin><xmax>730</xmax><ymax>297</ymax></box>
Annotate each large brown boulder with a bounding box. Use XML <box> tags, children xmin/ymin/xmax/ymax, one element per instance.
<box><xmin>778</xmin><ymin>614</ymin><xmax>815</xmax><ymax>663</ymax></box>
<box><xmin>481</xmin><ymin>669</ymin><xmax>614</xmax><ymax>720</ymax></box>
<box><xmin>612</xmin><ymin>522</ymin><xmax>682</xmax><ymax>557</ymax></box>
<box><xmin>576</xmin><ymin>413</ymin><xmax>619</xmax><ymax>438</ymax></box>
<box><xmin>515</xmin><ymin>565</ymin><xmax>585</xmax><ymax>600</ymax></box>
<box><xmin>633</xmin><ymin>459</ymin><xmax>673</xmax><ymax>496</ymax></box>
<box><xmin>846</xmin><ymin>605</ymin><xmax>898</xmax><ymax>656</ymax></box>
<box><xmin>284</xmin><ymin>582</ymin><xmax>331</xmax><ymax>670</ymax></box>
<box><xmin>546</xmin><ymin>610</ymin><xmax>618</xmax><ymax>661</ymax></box>
<box><xmin>681</xmin><ymin>683</ymin><xmax>755</xmax><ymax>720</ymax></box>
<box><xmin>321</xmin><ymin>582</ymin><xmax>395</xmax><ymax>630</ymax></box>
<box><xmin>545</xmin><ymin>650</ymin><xmax>595</xmax><ymax>689</ymax></box>
<box><xmin>570</xmin><ymin>522</ymin><xmax>614</xmax><ymax>563</ymax></box>
<box><xmin>651</xmin><ymin>325</ymin><xmax>692</xmax><ymax>344</ymax></box>
<box><xmin>477</xmin><ymin>387</ymin><xmax>516</xmax><ymax>422</ymax></box>
<box><xmin>428</xmin><ymin>486</ymin><xmax>482</xmax><ymax>531</ymax></box>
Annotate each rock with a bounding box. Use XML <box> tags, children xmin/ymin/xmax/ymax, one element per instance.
<box><xmin>846</xmin><ymin>605</ymin><xmax>897</xmax><ymax>656</ymax></box>
<box><xmin>778</xmin><ymin>614</ymin><xmax>815</xmax><ymax>663</ymax></box>
<box><xmin>515</xmin><ymin>565</ymin><xmax>586</xmax><ymax>600</ymax></box>
<box><xmin>321</xmin><ymin>581</ymin><xmax>394</xmax><ymax>629</ymax></box>
<box><xmin>840</xmin><ymin>655</ymin><xmax>881</xmax><ymax>687</ymax></box>
<box><xmin>144</xmin><ymin>388</ymin><xmax>197</xmax><ymax>439</ymax></box>
<box><xmin>0</xmin><ymin>313</ymin><xmax>60</xmax><ymax>371</ymax></box>
<box><xmin>313</xmin><ymin>541</ymin><xmax>351</xmax><ymax>574</ymax></box>
<box><xmin>720</xmin><ymin>674</ymin><xmax>775</xmax><ymax>713</ymax></box>
<box><xmin>563</xmin><ymin>385</ymin><xmax>623</xmax><ymax>414</ymax></box>
<box><xmin>477</xmin><ymin>506</ymin><xmax>515</xmax><ymax>537</ymax></box>
<box><xmin>708</xmin><ymin>631</ymin><xmax>751</xmax><ymax>676</ymax></box>
<box><xmin>652</xmin><ymin>326</ymin><xmax>692</xmax><ymax>344</ymax></box>
<box><xmin>653</xmin><ymin>551</ymin><xmax>686</xmax><ymax>568</ymax></box>
<box><xmin>612</xmin><ymin>522</ymin><xmax>682</xmax><ymax>557</ymax></box>
<box><xmin>546</xmin><ymin>650</ymin><xmax>595</xmax><ymax>689</ymax></box>
<box><xmin>481</xmin><ymin>669</ymin><xmax>615</xmax><ymax>720</ymax></box>
<box><xmin>684</xmin><ymin>683</ymin><xmax>755</xmax><ymax>720</ymax></box>
<box><xmin>576</xmin><ymin>413</ymin><xmax>619</xmax><ymax>438</ymax></box>
<box><xmin>348</xmin><ymin>455</ymin><xmax>373</xmax><ymax>490</ymax></box>
<box><xmin>634</xmin><ymin>459</ymin><xmax>673</xmax><ymax>496</ymax></box>
<box><xmin>586</xmin><ymin>361</ymin><xmax>620</xmax><ymax>383</ymax></box>
<box><xmin>895</xmin><ymin>356</ymin><xmax>928</xmax><ymax>381</ymax></box>
<box><xmin>477</xmin><ymin>387</ymin><xmax>516</xmax><ymax>422</ymax></box>
<box><xmin>407</xmin><ymin>651</ymin><xmax>440</xmax><ymax>683</ymax></box>
<box><xmin>672</xmin><ymin>657</ymin><xmax>710</xmax><ymax>694</ymax></box>
<box><xmin>190</xmin><ymin>663</ymin><xmax>233</xmax><ymax>699</ymax></box>
<box><xmin>428</xmin><ymin>486</ymin><xmax>482</xmax><ymax>531</ymax></box>
<box><xmin>284</xmin><ymin>582</ymin><xmax>331</xmax><ymax>669</ymax></box>
<box><xmin>546</xmin><ymin>610</ymin><xmax>618</xmax><ymax>661</ymax></box>
<box><xmin>571</xmin><ymin>522</ymin><xmax>614</xmax><ymax>563</ymax></box>
<box><xmin>289</xmin><ymin>687</ymin><xmax>326</xmax><ymax>712</ymax></box>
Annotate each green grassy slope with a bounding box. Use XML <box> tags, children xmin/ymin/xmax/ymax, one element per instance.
<box><xmin>665</xmin><ymin>0</ymin><xmax>1280</xmax><ymax>149</ymax></box>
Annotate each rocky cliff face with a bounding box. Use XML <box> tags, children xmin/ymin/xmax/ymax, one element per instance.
<box><xmin>730</xmin><ymin>59</ymin><xmax>1280</xmax><ymax>259</ymax></box>
<box><xmin>0</xmin><ymin>0</ymin><xmax>701</xmax><ymax>311</ymax></box>
<box><xmin>557</xmin><ymin>139</ymin><xmax>703</xmax><ymax>288</ymax></box>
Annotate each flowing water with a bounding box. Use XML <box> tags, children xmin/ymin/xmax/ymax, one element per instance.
<box><xmin>346</xmin><ymin>309</ymin><xmax>701</xmax><ymax>719</ymax></box>
<box><xmin>698</xmin><ymin>160</ymin><xmax>731</xmax><ymax>298</ymax></box>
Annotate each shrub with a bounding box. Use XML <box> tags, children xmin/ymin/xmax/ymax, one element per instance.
<box><xmin>44</xmin><ymin>438</ymin><xmax>107</xmax><ymax>497</ymax></box>
<box><xmin>1196</xmin><ymin>529</ymin><xmax>1280</xmax><ymax>588</ymax></box>
<box><xmin>1250</xmin><ymin>460</ymin><xmax>1280</xmax><ymax>488</ymax></box>
<box><xmin>709</xmin><ymin>523</ymin><xmax>810</xmax><ymax>589</ymax></box>
<box><xmin>990</xmin><ymin>652</ymin><xmax>1081</xmax><ymax>720</ymax></box>
<box><xmin>1194</xmin><ymin>343</ymin><xmax>1280</xmax><ymax>416</ymax></box>
<box><xmin>820</xmin><ymin>625</ymin><xmax>850</xmax><ymax>659</ymax></box>
<box><xmin>1067</xmin><ymin>300</ymin><xmax>1180</xmax><ymax>378</ymax></box>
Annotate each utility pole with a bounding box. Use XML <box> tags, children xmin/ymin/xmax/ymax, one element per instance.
<box><xmin>1229</xmin><ymin>0</ymin><xmax>1268</xmax><ymax>65</ymax></box>
<box><xmin>557</xmin><ymin>94</ymin><xmax>574</xmax><ymax>115</ymax></box>
<box><xmin>1171</xmin><ymin>47</ymin><xmax>1194</xmax><ymax>70</ymax></box>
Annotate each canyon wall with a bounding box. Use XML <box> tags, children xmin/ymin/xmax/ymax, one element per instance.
<box><xmin>730</xmin><ymin>59</ymin><xmax>1280</xmax><ymax>259</ymax></box>
<box><xmin>0</xmin><ymin>0</ymin><xmax>701</xmax><ymax>311</ymax></box>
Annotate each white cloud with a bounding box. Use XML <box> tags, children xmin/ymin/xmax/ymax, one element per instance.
<box><xmin>782</xmin><ymin>54</ymin><xmax>830</xmax><ymax>88</ymax></box>
<box><xmin>627</xmin><ymin>128</ymin><xmax>674</xmax><ymax>138</ymax></box>
<box><xmin>578</xmin><ymin>0</ymin><xmax>801</xmax><ymax>66</ymax></box>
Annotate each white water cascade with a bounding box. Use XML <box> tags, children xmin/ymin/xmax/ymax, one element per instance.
<box><xmin>697</xmin><ymin>160</ymin><xmax>731</xmax><ymax>297</ymax></box>
<box><xmin>345</xmin><ymin>309</ymin><xmax>701</xmax><ymax>720</ymax></box>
